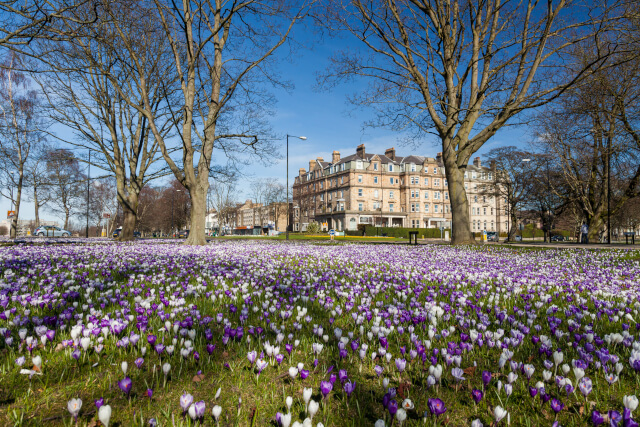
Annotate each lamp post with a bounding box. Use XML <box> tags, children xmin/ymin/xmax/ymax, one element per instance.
<box><xmin>86</xmin><ymin>149</ymin><xmax>91</xmax><ymax>238</ymax></box>
<box><xmin>171</xmin><ymin>189</ymin><xmax>181</xmax><ymax>237</ymax></box>
<box><xmin>286</xmin><ymin>134</ymin><xmax>307</xmax><ymax>241</ymax></box>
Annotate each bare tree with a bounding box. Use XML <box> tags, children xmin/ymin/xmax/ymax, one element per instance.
<box><xmin>319</xmin><ymin>0</ymin><xmax>619</xmax><ymax>244</ymax></box>
<box><xmin>24</xmin><ymin>143</ymin><xmax>53</xmax><ymax>227</ymax></box>
<box><xmin>43</xmin><ymin>148</ymin><xmax>84</xmax><ymax>229</ymax></box>
<box><xmin>534</xmin><ymin>43</ymin><xmax>640</xmax><ymax>241</ymax></box>
<box><xmin>208</xmin><ymin>177</ymin><xmax>238</xmax><ymax>234</ymax></box>
<box><xmin>35</xmin><ymin>0</ymin><xmax>176</xmax><ymax>241</ymax></box>
<box><xmin>0</xmin><ymin>0</ymin><xmax>98</xmax><ymax>47</ymax></box>
<box><xmin>84</xmin><ymin>0</ymin><xmax>314</xmax><ymax>245</ymax></box>
<box><xmin>481</xmin><ymin>147</ymin><xmax>536</xmax><ymax>241</ymax></box>
<box><xmin>0</xmin><ymin>53</ymin><xmax>47</xmax><ymax>238</ymax></box>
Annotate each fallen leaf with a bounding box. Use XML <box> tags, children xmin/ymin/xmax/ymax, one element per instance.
<box><xmin>527</xmin><ymin>354</ymin><xmax>535</xmax><ymax>363</ymax></box>
<box><xmin>192</xmin><ymin>374</ymin><xmax>205</xmax><ymax>382</ymax></box>
<box><xmin>55</xmin><ymin>343</ymin><xmax>64</xmax><ymax>352</ymax></box>
<box><xmin>579</xmin><ymin>405</ymin><xmax>584</xmax><ymax>416</ymax></box>
<box><xmin>463</xmin><ymin>366</ymin><xmax>476</xmax><ymax>377</ymax></box>
<box><xmin>32</xmin><ymin>365</ymin><xmax>41</xmax><ymax>372</ymax></box>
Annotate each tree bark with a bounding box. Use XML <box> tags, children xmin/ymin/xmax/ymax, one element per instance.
<box><xmin>509</xmin><ymin>206</ymin><xmax>519</xmax><ymax>241</ymax></box>
<box><xmin>117</xmin><ymin>191</ymin><xmax>139</xmax><ymax>242</ymax></box>
<box><xmin>443</xmin><ymin>151</ymin><xmax>474</xmax><ymax>245</ymax></box>
<box><xmin>34</xmin><ymin>189</ymin><xmax>40</xmax><ymax>227</ymax></box>
<box><xmin>185</xmin><ymin>182</ymin><xmax>208</xmax><ymax>246</ymax></box>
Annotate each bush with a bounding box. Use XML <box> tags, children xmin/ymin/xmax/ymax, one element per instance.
<box><xmin>305</xmin><ymin>222</ymin><xmax>321</xmax><ymax>234</ymax></box>
<box><xmin>345</xmin><ymin>230</ymin><xmax>363</xmax><ymax>236</ymax></box>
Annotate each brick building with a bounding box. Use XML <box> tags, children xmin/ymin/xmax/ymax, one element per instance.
<box><xmin>234</xmin><ymin>200</ymin><xmax>290</xmax><ymax>235</ymax></box>
<box><xmin>292</xmin><ymin>144</ymin><xmax>503</xmax><ymax>233</ymax></box>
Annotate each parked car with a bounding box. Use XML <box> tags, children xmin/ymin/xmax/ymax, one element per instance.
<box><xmin>34</xmin><ymin>225</ymin><xmax>71</xmax><ymax>237</ymax></box>
<box><xmin>514</xmin><ymin>235</ymin><xmax>522</xmax><ymax>242</ymax></box>
<box><xmin>112</xmin><ymin>227</ymin><xmax>141</xmax><ymax>238</ymax></box>
<box><xmin>550</xmin><ymin>235</ymin><xmax>566</xmax><ymax>242</ymax></box>
<box><xmin>486</xmin><ymin>231</ymin><xmax>498</xmax><ymax>242</ymax></box>
<box><xmin>177</xmin><ymin>229</ymin><xmax>189</xmax><ymax>238</ymax></box>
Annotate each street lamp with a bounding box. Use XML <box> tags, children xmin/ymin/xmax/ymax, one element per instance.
<box><xmin>86</xmin><ymin>149</ymin><xmax>91</xmax><ymax>238</ymax></box>
<box><xmin>172</xmin><ymin>189</ymin><xmax>181</xmax><ymax>237</ymax></box>
<box><xmin>286</xmin><ymin>134</ymin><xmax>307</xmax><ymax>241</ymax></box>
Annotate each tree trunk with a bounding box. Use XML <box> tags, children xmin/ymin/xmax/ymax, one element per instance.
<box><xmin>509</xmin><ymin>206</ymin><xmax>518</xmax><ymax>241</ymax></box>
<box><xmin>10</xmin><ymin>189</ymin><xmax>21</xmax><ymax>239</ymax></box>
<box><xmin>64</xmin><ymin>209</ymin><xmax>70</xmax><ymax>230</ymax></box>
<box><xmin>443</xmin><ymin>152</ymin><xmax>474</xmax><ymax>245</ymax></box>
<box><xmin>587</xmin><ymin>214</ymin><xmax>605</xmax><ymax>243</ymax></box>
<box><xmin>118</xmin><ymin>192</ymin><xmax>139</xmax><ymax>241</ymax></box>
<box><xmin>185</xmin><ymin>184</ymin><xmax>208</xmax><ymax>246</ymax></box>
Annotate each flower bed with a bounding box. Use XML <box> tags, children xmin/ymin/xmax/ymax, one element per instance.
<box><xmin>0</xmin><ymin>241</ymin><xmax>639</xmax><ymax>426</ymax></box>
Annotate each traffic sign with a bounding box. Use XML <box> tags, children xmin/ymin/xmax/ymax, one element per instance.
<box><xmin>329</xmin><ymin>229</ymin><xmax>335</xmax><ymax>235</ymax></box>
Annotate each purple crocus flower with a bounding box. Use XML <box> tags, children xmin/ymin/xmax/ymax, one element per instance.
<box><xmin>579</xmin><ymin>377</ymin><xmax>593</xmax><ymax>396</ymax></box>
<box><xmin>329</xmin><ymin>373</ymin><xmax>337</xmax><ymax>384</ymax></box>
<box><xmin>180</xmin><ymin>393</ymin><xmax>194</xmax><ymax>412</ymax></box>
<box><xmin>608</xmin><ymin>410</ymin><xmax>622</xmax><ymax>427</ymax></box>
<box><xmin>300</xmin><ymin>369</ymin><xmax>309</xmax><ymax>379</ymax></box>
<box><xmin>591</xmin><ymin>410</ymin><xmax>604</xmax><ymax>426</ymax></box>
<box><xmin>550</xmin><ymin>398</ymin><xmax>564</xmax><ymax>414</ymax></box>
<box><xmin>428</xmin><ymin>398</ymin><xmax>447</xmax><ymax>417</ymax></box>
<box><xmin>95</xmin><ymin>397</ymin><xmax>104</xmax><ymax>409</ymax></box>
<box><xmin>206</xmin><ymin>344</ymin><xmax>216</xmax><ymax>355</ymax></box>
<box><xmin>135</xmin><ymin>357</ymin><xmax>144</xmax><ymax>369</ymax></box>
<box><xmin>482</xmin><ymin>370</ymin><xmax>492</xmax><ymax>387</ymax></box>
<box><xmin>374</xmin><ymin>365</ymin><xmax>384</xmax><ymax>377</ymax></box>
<box><xmin>118</xmin><ymin>377</ymin><xmax>133</xmax><ymax>396</ymax></box>
<box><xmin>320</xmin><ymin>380</ymin><xmax>333</xmax><ymax>398</ymax></box>
<box><xmin>338</xmin><ymin>369</ymin><xmax>348</xmax><ymax>384</ymax></box>
<box><xmin>529</xmin><ymin>386</ymin><xmax>538</xmax><ymax>398</ymax></box>
<box><xmin>147</xmin><ymin>335</ymin><xmax>157</xmax><ymax>346</ymax></box>
<box><xmin>388</xmin><ymin>399</ymin><xmax>398</xmax><ymax>416</ymax></box>
<box><xmin>471</xmin><ymin>389</ymin><xmax>483</xmax><ymax>403</ymax></box>
<box><xmin>147</xmin><ymin>389</ymin><xmax>153</xmax><ymax>399</ymax></box>
<box><xmin>72</xmin><ymin>349</ymin><xmax>81</xmax><ymax>360</ymax></box>
<box><xmin>395</xmin><ymin>358</ymin><xmax>406</xmax><ymax>373</ymax></box>
<box><xmin>194</xmin><ymin>400</ymin><xmax>206</xmax><ymax>419</ymax></box>
<box><xmin>343</xmin><ymin>380</ymin><xmax>356</xmax><ymax>397</ymax></box>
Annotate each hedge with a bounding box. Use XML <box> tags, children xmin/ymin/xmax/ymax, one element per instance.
<box><xmin>363</xmin><ymin>226</ymin><xmax>450</xmax><ymax>239</ymax></box>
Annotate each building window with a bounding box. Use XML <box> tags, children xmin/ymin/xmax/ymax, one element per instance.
<box><xmin>411</xmin><ymin>204</ymin><xmax>416</xmax><ymax>212</ymax></box>
<box><xmin>474</xmin><ymin>195</ymin><xmax>478</xmax><ymax>203</ymax></box>
<box><xmin>465</xmin><ymin>184</ymin><xmax>468</xmax><ymax>190</ymax></box>
<box><xmin>472</xmin><ymin>172</ymin><xmax>477</xmax><ymax>179</ymax></box>
<box><xmin>434</xmin><ymin>178</ymin><xmax>440</xmax><ymax>186</ymax></box>
<box><xmin>389</xmin><ymin>164</ymin><xmax>394</xmax><ymax>172</ymax></box>
<box><xmin>389</xmin><ymin>203</ymin><xmax>394</xmax><ymax>212</ymax></box>
<box><xmin>464</xmin><ymin>172</ymin><xmax>468</xmax><ymax>179</ymax></box>
<box><xmin>374</xmin><ymin>162</ymin><xmax>379</xmax><ymax>171</ymax></box>
<box><xmin>320</xmin><ymin>194</ymin><xmax>324</xmax><ymax>201</ymax></box>
<box><xmin>472</xmin><ymin>207</ymin><xmax>475</xmax><ymax>215</ymax></box>
<box><xmin>389</xmin><ymin>191</ymin><xmax>394</xmax><ymax>199</ymax></box>
<box><xmin>373</xmin><ymin>202</ymin><xmax>380</xmax><ymax>210</ymax></box>
<box><xmin>484</xmin><ymin>207</ymin><xmax>487</xmax><ymax>215</ymax></box>
<box><xmin>484</xmin><ymin>221</ymin><xmax>487</xmax><ymax>230</ymax></box>
<box><xmin>358</xmin><ymin>175</ymin><xmax>363</xmax><ymax>183</ymax></box>
<box><xmin>491</xmin><ymin>221</ymin><xmax>494</xmax><ymax>231</ymax></box>
<box><xmin>356</xmin><ymin>160</ymin><xmax>363</xmax><ymax>169</ymax></box>
<box><xmin>374</xmin><ymin>176</ymin><xmax>378</xmax><ymax>184</ymax></box>
<box><xmin>358</xmin><ymin>188</ymin><xmax>363</xmax><ymax>197</ymax></box>
<box><xmin>340</xmin><ymin>176</ymin><xmax>344</xmax><ymax>184</ymax></box>
<box><xmin>444</xmin><ymin>179</ymin><xmax>448</xmax><ymax>186</ymax></box>
<box><xmin>410</xmin><ymin>163</ymin><xmax>416</xmax><ymax>172</ymax></box>
<box><xmin>320</xmin><ymin>182</ymin><xmax>323</xmax><ymax>189</ymax></box>
<box><xmin>445</xmin><ymin>205</ymin><xmax>450</xmax><ymax>213</ymax></box>
<box><xmin>434</xmin><ymin>191</ymin><xmax>440</xmax><ymax>200</ymax></box>
<box><xmin>389</xmin><ymin>177</ymin><xmax>394</xmax><ymax>185</ymax></box>
<box><xmin>433</xmin><ymin>167</ymin><xmax>437</xmax><ymax>174</ymax></box>
<box><xmin>424</xmin><ymin>191</ymin><xmax>429</xmax><ymax>199</ymax></box>
<box><xmin>340</xmin><ymin>190</ymin><xmax>344</xmax><ymax>198</ymax></box>
<box><xmin>488</xmin><ymin>172</ymin><xmax>493</xmax><ymax>180</ymax></box>
<box><xmin>445</xmin><ymin>192</ymin><xmax>449</xmax><ymax>200</ymax></box>
<box><xmin>434</xmin><ymin>204</ymin><xmax>439</xmax><ymax>213</ymax></box>
<box><xmin>358</xmin><ymin>203</ymin><xmax>363</xmax><ymax>211</ymax></box>
<box><xmin>374</xmin><ymin>189</ymin><xmax>379</xmax><ymax>198</ymax></box>
<box><xmin>424</xmin><ymin>178</ymin><xmax>429</xmax><ymax>185</ymax></box>
<box><xmin>424</xmin><ymin>204</ymin><xmax>429</xmax><ymax>213</ymax></box>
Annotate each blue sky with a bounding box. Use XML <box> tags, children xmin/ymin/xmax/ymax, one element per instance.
<box><xmin>1</xmin><ymin>27</ymin><xmax>529</xmax><ymax>225</ymax></box>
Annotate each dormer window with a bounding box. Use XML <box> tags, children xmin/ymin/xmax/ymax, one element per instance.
<box><xmin>388</xmin><ymin>164</ymin><xmax>394</xmax><ymax>172</ymax></box>
<box><xmin>356</xmin><ymin>160</ymin><xmax>363</xmax><ymax>170</ymax></box>
<box><xmin>410</xmin><ymin>163</ymin><xmax>416</xmax><ymax>172</ymax></box>
<box><xmin>373</xmin><ymin>162</ymin><xmax>379</xmax><ymax>171</ymax></box>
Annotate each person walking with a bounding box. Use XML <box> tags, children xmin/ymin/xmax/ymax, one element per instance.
<box><xmin>580</xmin><ymin>222</ymin><xmax>589</xmax><ymax>244</ymax></box>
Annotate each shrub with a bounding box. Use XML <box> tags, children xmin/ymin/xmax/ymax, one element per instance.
<box><xmin>305</xmin><ymin>222</ymin><xmax>321</xmax><ymax>234</ymax></box>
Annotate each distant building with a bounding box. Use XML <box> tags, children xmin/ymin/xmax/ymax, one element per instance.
<box><xmin>292</xmin><ymin>144</ymin><xmax>502</xmax><ymax>233</ymax></box>
<box><xmin>234</xmin><ymin>199</ymin><xmax>291</xmax><ymax>235</ymax></box>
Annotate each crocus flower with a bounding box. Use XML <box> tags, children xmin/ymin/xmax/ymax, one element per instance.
<box><xmin>428</xmin><ymin>398</ymin><xmax>446</xmax><ymax>417</ymax></box>
<box><xmin>482</xmin><ymin>370</ymin><xmax>492</xmax><ymax>387</ymax></box>
<box><xmin>135</xmin><ymin>358</ymin><xmax>144</xmax><ymax>369</ymax></box>
<box><xmin>388</xmin><ymin>399</ymin><xmax>398</xmax><ymax>416</ymax></box>
<box><xmin>591</xmin><ymin>410</ymin><xmax>604</xmax><ymax>426</ymax></box>
<box><xmin>472</xmin><ymin>389</ymin><xmax>483</xmax><ymax>403</ymax></box>
<box><xmin>320</xmin><ymin>381</ymin><xmax>333</xmax><ymax>398</ymax></box>
<box><xmin>494</xmin><ymin>406</ymin><xmax>507</xmax><ymax>423</ymax></box>
<box><xmin>395</xmin><ymin>358</ymin><xmax>406</xmax><ymax>373</ymax></box>
<box><xmin>180</xmin><ymin>393</ymin><xmax>194</xmax><ymax>413</ymax></box>
<box><xmin>118</xmin><ymin>377</ymin><xmax>132</xmax><ymax>396</ymax></box>
<box><xmin>579</xmin><ymin>377</ymin><xmax>592</xmax><ymax>397</ymax></box>
<box><xmin>98</xmin><ymin>405</ymin><xmax>111</xmax><ymax>427</ymax></box>
<box><xmin>550</xmin><ymin>399</ymin><xmax>564</xmax><ymax>414</ymax></box>
<box><xmin>67</xmin><ymin>398</ymin><xmax>82</xmax><ymax>421</ymax></box>
<box><xmin>147</xmin><ymin>389</ymin><xmax>153</xmax><ymax>399</ymax></box>
<box><xmin>624</xmin><ymin>395</ymin><xmax>639</xmax><ymax>413</ymax></box>
<box><xmin>95</xmin><ymin>397</ymin><xmax>104</xmax><ymax>409</ymax></box>
<box><xmin>343</xmin><ymin>380</ymin><xmax>356</xmax><ymax>397</ymax></box>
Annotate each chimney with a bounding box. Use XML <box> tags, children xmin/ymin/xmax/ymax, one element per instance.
<box><xmin>436</xmin><ymin>152</ymin><xmax>443</xmax><ymax>164</ymax></box>
<box><xmin>309</xmin><ymin>160</ymin><xmax>315</xmax><ymax>171</ymax></box>
<box><xmin>316</xmin><ymin>157</ymin><xmax>324</xmax><ymax>162</ymax></box>
<box><xmin>299</xmin><ymin>167</ymin><xmax>306</xmax><ymax>176</ymax></box>
<box><xmin>356</xmin><ymin>144</ymin><xmax>365</xmax><ymax>159</ymax></box>
<box><xmin>490</xmin><ymin>160</ymin><xmax>496</xmax><ymax>170</ymax></box>
<box><xmin>385</xmin><ymin>147</ymin><xmax>396</xmax><ymax>161</ymax></box>
<box><xmin>473</xmin><ymin>157</ymin><xmax>481</xmax><ymax>168</ymax></box>
<box><xmin>332</xmin><ymin>151</ymin><xmax>340</xmax><ymax>163</ymax></box>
